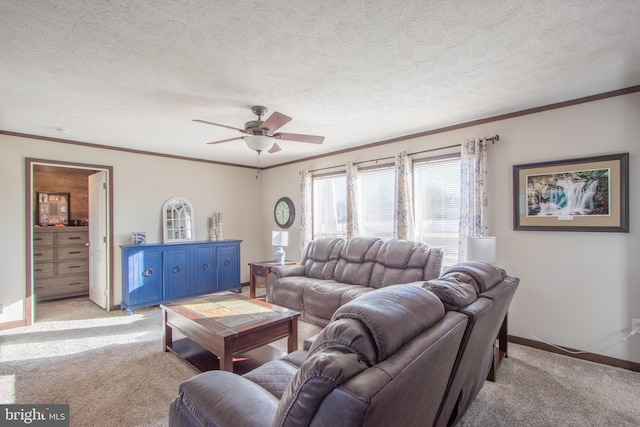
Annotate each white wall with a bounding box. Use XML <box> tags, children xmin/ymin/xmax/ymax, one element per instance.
<box><xmin>261</xmin><ymin>92</ymin><xmax>640</xmax><ymax>364</ymax></box>
<box><xmin>0</xmin><ymin>134</ymin><xmax>262</xmax><ymax>324</ymax></box>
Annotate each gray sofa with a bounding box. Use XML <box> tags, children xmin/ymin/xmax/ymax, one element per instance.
<box><xmin>170</xmin><ymin>284</ymin><xmax>469</xmax><ymax>427</ymax></box>
<box><xmin>267</xmin><ymin>237</ymin><xmax>444</xmax><ymax>326</ymax></box>
<box><xmin>169</xmin><ymin>263</ymin><xmax>519</xmax><ymax>427</ymax></box>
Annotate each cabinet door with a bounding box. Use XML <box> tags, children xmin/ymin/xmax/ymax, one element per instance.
<box><xmin>123</xmin><ymin>249</ymin><xmax>163</xmax><ymax>306</ymax></box>
<box><xmin>192</xmin><ymin>246</ymin><xmax>217</xmax><ymax>295</ymax></box>
<box><xmin>217</xmin><ymin>244</ymin><xmax>240</xmax><ymax>291</ymax></box>
<box><xmin>164</xmin><ymin>248</ymin><xmax>190</xmax><ymax>299</ymax></box>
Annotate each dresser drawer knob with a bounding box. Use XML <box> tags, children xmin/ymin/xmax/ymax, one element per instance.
<box><xmin>172</xmin><ymin>266</ymin><xmax>181</xmax><ymax>274</ymax></box>
<box><xmin>202</xmin><ymin>263</ymin><xmax>210</xmax><ymax>270</ymax></box>
<box><xmin>143</xmin><ymin>268</ymin><xmax>154</xmax><ymax>277</ymax></box>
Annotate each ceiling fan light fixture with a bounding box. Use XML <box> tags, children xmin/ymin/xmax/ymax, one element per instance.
<box><xmin>244</xmin><ymin>135</ymin><xmax>273</xmax><ymax>152</ymax></box>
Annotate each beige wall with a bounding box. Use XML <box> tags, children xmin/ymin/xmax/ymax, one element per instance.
<box><xmin>260</xmin><ymin>92</ymin><xmax>640</xmax><ymax>364</ymax></box>
<box><xmin>0</xmin><ymin>135</ymin><xmax>262</xmax><ymax>324</ymax></box>
<box><xmin>1</xmin><ymin>92</ymin><xmax>638</xmax><ymax>364</ymax></box>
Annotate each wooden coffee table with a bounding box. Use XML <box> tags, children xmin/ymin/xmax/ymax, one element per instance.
<box><xmin>162</xmin><ymin>292</ymin><xmax>300</xmax><ymax>373</ymax></box>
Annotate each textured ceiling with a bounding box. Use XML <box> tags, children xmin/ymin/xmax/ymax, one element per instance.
<box><xmin>2</xmin><ymin>0</ymin><xmax>640</xmax><ymax>167</ymax></box>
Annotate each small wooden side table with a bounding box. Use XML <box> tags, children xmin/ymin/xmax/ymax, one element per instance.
<box><xmin>248</xmin><ymin>260</ymin><xmax>297</xmax><ymax>299</ymax></box>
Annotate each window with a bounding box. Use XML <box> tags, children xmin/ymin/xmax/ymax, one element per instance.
<box><xmin>358</xmin><ymin>166</ymin><xmax>395</xmax><ymax>239</ymax></box>
<box><xmin>312</xmin><ymin>174</ymin><xmax>347</xmax><ymax>239</ymax></box>
<box><xmin>414</xmin><ymin>155</ymin><xmax>461</xmax><ymax>266</ymax></box>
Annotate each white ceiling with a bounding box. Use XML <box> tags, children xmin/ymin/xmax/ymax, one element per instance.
<box><xmin>2</xmin><ymin>1</ymin><xmax>640</xmax><ymax>167</ymax></box>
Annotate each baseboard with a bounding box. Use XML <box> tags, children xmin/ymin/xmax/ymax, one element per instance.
<box><xmin>0</xmin><ymin>319</ymin><xmax>26</xmax><ymax>330</ymax></box>
<box><xmin>509</xmin><ymin>335</ymin><xmax>640</xmax><ymax>372</ymax></box>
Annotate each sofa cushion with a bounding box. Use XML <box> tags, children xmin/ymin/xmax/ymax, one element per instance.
<box><xmin>442</xmin><ymin>261</ymin><xmax>506</xmax><ymax>293</ymax></box>
<box><xmin>369</xmin><ymin>239</ymin><xmax>440</xmax><ymax>288</ymax></box>
<box><xmin>333</xmin><ymin>237</ymin><xmax>383</xmax><ymax>286</ymax></box>
<box><xmin>303</xmin><ymin>281</ymin><xmax>363</xmax><ymax>321</ymax></box>
<box><xmin>331</xmin><ymin>284</ymin><xmax>445</xmax><ymax>362</ymax></box>
<box><xmin>274</xmin><ymin>347</ymin><xmax>368</xmax><ymax>427</ymax></box>
<box><xmin>423</xmin><ymin>275</ymin><xmax>478</xmax><ymax>311</ymax></box>
<box><xmin>302</xmin><ymin>238</ymin><xmax>344</xmax><ymax>280</ymax></box>
<box><xmin>243</xmin><ymin>359</ymin><xmax>300</xmax><ymax>399</ymax></box>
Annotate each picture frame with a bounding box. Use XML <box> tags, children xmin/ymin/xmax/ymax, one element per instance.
<box><xmin>513</xmin><ymin>153</ymin><xmax>629</xmax><ymax>232</ymax></box>
<box><xmin>36</xmin><ymin>192</ymin><xmax>71</xmax><ymax>226</ymax></box>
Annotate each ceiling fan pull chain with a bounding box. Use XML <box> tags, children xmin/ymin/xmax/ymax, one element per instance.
<box><xmin>255</xmin><ymin>151</ymin><xmax>262</xmax><ymax>180</ymax></box>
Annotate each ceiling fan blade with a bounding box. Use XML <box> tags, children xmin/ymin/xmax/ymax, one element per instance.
<box><xmin>268</xmin><ymin>143</ymin><xmax>282</xmax><ymax>153</ymax></box>
<box><xmin>259</xmin><ymin>112</ymin><xmax>292</xmax><ymax>132</ymax></box>
<box><xmin>206</xmin><ymin>136</ymin><xmax>243</xmax><ymax>145</ymax></box>
<box><xmin>273</xmin><ymin>133</ymin><xmax>324</xmax><ymax>144</ymax></box>
<box><xmin>193</xmin><ymin>119</ymin><xmax>247</xmax><ymax>133</ymax></box>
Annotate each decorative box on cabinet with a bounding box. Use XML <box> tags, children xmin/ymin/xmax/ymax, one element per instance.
<box><xmin>120</xmin><ymin>240</ymin><xmax>242</xmax><ymax>313</ymax></box>
<box><xmin>33</xmin><ymin>227</ymin><xmax>89</xmax><ymax>301</ymax></box>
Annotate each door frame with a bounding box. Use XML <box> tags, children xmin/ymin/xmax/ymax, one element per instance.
<box><xmin>25</xmin><ymin>158</ymin><xmax>114</xmax><ymax>325</ymax></box>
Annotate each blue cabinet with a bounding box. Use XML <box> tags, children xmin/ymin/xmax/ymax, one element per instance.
<box><xmin>120</xmin><ymin>240</ymin><xmax>242</xmax><ymax>312</ymax></box>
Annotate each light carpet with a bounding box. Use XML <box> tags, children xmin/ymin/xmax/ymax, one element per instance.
<box><xmin>1</xmin><ymin>297</ymin><xmax>639</xmax><ymax>427</ymax></box>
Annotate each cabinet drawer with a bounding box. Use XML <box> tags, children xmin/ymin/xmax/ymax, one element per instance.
<box><xmin>33</xmin><ymin>262</ymin><xmax>55</xmax><ymax>279</ymax></box>
<box><xmin>56</xmin><ymin>231</ymin><xmax>88</xmax><ymax>245</ymax></box>
<box><xmin>57</xmin><ymin>245</ymin><xmax>89</xmax><ymax>261</ymax></box>
<box><xmin>33</xmin><ymin>232</ymin><xmax>54</xmax><ymax>246</ymax></box>
<box><xmin>35</xmin><ymin>274</ymin><xmax>89</xmax><ymax>301</ymax></box>
<box><xmin>33</xmin><ymin>247</ymin><xmax>55</xmax><ymax>262</ymax></box>
<box><xmin>57</xmin><ymin>260</ymin><xmax>89</xmax><ymax>275</ymax></box>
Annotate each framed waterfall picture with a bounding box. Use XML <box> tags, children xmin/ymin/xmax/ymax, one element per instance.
<box><xmin>513</xmin><ymin>153</ymin><xmax>629</xmax><ymax>232</ymax></box>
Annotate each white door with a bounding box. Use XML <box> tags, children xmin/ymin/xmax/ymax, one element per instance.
<box><xmin>89</xmin><ymin>171</ymin><xmax>108</xmax><ymax>309</ymax></box>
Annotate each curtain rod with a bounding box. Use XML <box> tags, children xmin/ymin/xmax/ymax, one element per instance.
<box><xmin>307</xmin><ymin>135</ymin><xmax>499</xmax><ymax>174</ymax></box>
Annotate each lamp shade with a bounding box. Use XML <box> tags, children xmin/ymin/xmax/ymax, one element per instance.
<box><xmin>464</xmin><ymin>236</ymin><xmax>496</xmax><ymax>263</ymax></box>
<box><xmin>244</xmin><ymin>135</ymin><xmax>274</xmax><ymax>152</ymax></box>
<box><xmin>272</xmin><ymin>230</ymin><xmax>289</xmax><ymax>247</ymax></box>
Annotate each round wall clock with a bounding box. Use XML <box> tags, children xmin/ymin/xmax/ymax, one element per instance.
<box><xmin>274</xmin><ymin>197</ymin><xmax>295</xmax><ymax>229</ymax></box>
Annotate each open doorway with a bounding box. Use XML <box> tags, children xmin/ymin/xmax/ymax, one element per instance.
<box><xmin>25</xmin><ymin>158</ymin><xmax>114</xmax><ymax>325</ymax></box>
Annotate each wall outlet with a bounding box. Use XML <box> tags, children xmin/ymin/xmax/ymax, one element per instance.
<box><xmin>633</xmin><ymin>318</ymin><xmax>640</xmax><ymax>333</ymax></box>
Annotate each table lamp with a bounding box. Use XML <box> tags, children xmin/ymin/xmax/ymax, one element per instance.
<box><xmin>464</xmin><ymin>236</ymin><xmax>496</xmax><ymax>263</ymax></box>
<box><xmin>272</xmin><ymin>230</ymin><xmax>289</xmax><ymax>265</ymax></box>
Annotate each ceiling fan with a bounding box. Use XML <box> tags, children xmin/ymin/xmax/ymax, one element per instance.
<box><xmin>193</xmin><ymin>105</ymin><xmax>324</xmax><ymax>154</ymax></box>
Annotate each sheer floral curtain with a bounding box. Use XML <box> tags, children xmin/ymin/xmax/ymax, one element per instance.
<box><xmin>458</xmin><ymin>138</ymin><xmax>488</xmax><ymax>261</ymax></box>
<box><xmin>299</xmin><ymin>169</ymin><xmax>312</xmax><ymax>256</ymax></box>
<box><xmin>395</xmin><ymin>151</ymin><xmax>414</xmax><ymax>240</ymax></box>
<box><xmin>346</xmin><ymin>161</ymin><xmax>360</xmax><ymax>239</ymax></box>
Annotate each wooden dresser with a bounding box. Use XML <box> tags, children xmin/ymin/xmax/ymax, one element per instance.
<box><xmin>33</xmin><ymin>226</ymin><xmax>89</xmax><ymax>301</ymax></box>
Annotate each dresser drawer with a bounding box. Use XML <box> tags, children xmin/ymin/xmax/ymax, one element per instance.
<box><xmin>57</xmin><ymin>245</ymin><xmax>89</xmax><ymax>261</ymax></box>
<box><xmin>35</xmin><ymin>275</ymin><xmax>89</xmax><ymax>301</ymax></box>
<box><xmin>57</xmin><ymin>260</ymin><xmax>89</xmax><ymax>275</ymax></box>
<box><xmin>56</xmin><ymin>231</ymin><xmax>88</xmax><ymax>246</ymax></box>
<box><xmin>33</xmin><ymin>247</ymin><xmax>55</xmax><ymax>262</ymax></box>
<box><xmin>33</xmin><ymin>262</ymin><xmax>55</xmax><ymax>279</ymax></box>
<box><xmin>33</xmin><ymin>232</ymin><xmax>54</xmax><ymax>246</ymax></box>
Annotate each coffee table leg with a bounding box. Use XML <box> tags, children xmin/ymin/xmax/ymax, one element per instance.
<box><xmin>162</xmin><ymin>307</ymin><xmax>172</xmax><ymax>352</ymax></box>
<box><xmin>220</xmin><ymin>351</ymin><xmax>234</xmax><ymax>372</ymax></box>
<box><xmin>287</xmin><ymin>318</ymin><xmax>298</xmax><ymax>353</ymax></box>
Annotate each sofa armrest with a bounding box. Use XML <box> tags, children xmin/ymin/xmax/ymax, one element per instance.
<box><xmin>270</xmin><ymin>263</ymin><xmax>305</xmax><ymax>278</ymax></box>
<box><xmin>169</xmin><ymin>371</ymin><xmax>279</xmax><ymax>427</ymax></box>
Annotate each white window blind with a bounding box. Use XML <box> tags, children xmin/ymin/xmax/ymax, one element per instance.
<box><xmin>358</xmin><ymin>166</ymin><xmax>395</xmax><ymax>239</ymax></box>
<box><xmin>414</xmin><ymin>156</ymin><xmax>461</xmax><ymax>266</ymax></box>
<box><xmin>312</xmin><ymin>174</ymin><xmax>347</xmax><ymax>239</ymax></box>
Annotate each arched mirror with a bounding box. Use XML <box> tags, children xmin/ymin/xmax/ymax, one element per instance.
<box><xmin>163</xmin><ymin>197</ymin><xmax>195</xmax><ymax>242</ymax></box>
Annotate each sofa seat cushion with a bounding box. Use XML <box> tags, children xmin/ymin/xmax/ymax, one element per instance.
<box><xmin>369</xmin><ymin>239</ymin><xmax>440</xmax><ymax>288</ymax></box>
<box><xmin>303</xmin><ymin>281</ymin><xmax>364</xmax><ymax>321</ymax></box>
<box><xmin>269</xmin><ymin>276</ymin><xmax>312</xmax><ymax>311</ymax></box>
<box><xmin>340</xmin><ymin>286</ymin><xmax>376</xmax><ymax>306</ymax></box>
<box><xmin>243</xmin><ymin>358</ymin><xmax>300</xmax><ymax>399</ymax></box>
